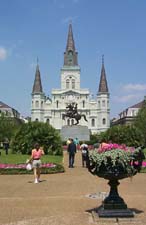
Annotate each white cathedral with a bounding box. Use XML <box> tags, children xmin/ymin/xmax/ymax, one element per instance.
<box><xmin>31</xmin><ymin>24</ymin><xmax>110</xmax><ymax>134</ymax></box>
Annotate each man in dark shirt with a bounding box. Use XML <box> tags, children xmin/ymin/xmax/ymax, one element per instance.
<box><xmin>3</xmin><ymin>138</ymin><xmax>9</xmax><ymax>155</ymax></box>
<box><xmin>67</xmin><ymin>138</ymin><xmax>76</xmax><ymax>168</ymax></box>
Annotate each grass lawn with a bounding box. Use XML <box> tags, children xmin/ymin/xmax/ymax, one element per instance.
<box><xmin>0</xmin><ymin>148</ymin><xmax>64</xmax><ymax>174</ymax></box>
<box><xmin>0</xmin><ymin>149</ymin><xmax>63</xmax><ymax>164</ymax></box>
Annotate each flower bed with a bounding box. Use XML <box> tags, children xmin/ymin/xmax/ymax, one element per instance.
<box><xmin>0</xmin><ymin>163</ymin><xmax>65</xmax><ymax>175</ymax></box>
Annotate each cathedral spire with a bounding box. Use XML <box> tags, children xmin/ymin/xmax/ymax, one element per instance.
<box><xmin>66</xmin><ymin>23</ymin><xmax>75</xmax><ymax>52</ymax></box>
<box><xmin>32</xmin><ymin>59</ymin><xmax>43</xmax><ymax>93</ymax></box>
<box><xmin>64</xmin><ymin>23</ymin><xmax>78</xmax><ymax>66</ymax></box>
<box><xmin>98</xmin><ymin>55</ymin><xmax>109</xmax><ymax>93</ymax></box>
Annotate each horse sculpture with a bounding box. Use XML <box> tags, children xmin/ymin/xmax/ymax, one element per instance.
<box><xmin>62</xmin><ymin>103</ymin><xmax>88</xmax><ymax>125</ymax></box>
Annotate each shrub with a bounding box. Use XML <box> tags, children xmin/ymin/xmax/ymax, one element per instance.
<box><xmin>0</xmin><ymin>114</ymin><xmax>22</xmax><ymax>143</ymax></box>
<box><xmin>98</xmin><ymin>125</ymin><xmax>142</xmax><ymax>147</ymax></box>
<box><xmin>11</xmin><ymin>121</ymin><xmax>63</xmax><ymax>155</ymax></box>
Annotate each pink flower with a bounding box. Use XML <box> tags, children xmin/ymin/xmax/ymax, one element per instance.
<box><xmin>131</xmin><ymin>161</ymin><xmax>146</xmax><ymax>167</ymax></box>
<box><xmin>0</xmin><ymin>163</ymin><xmax>56</xmax><ymax>169</ymax></box>
<box><xmin>98</xmin><ymin>143</ymin><xmax>134</xmax><ymax>153</ymax></box>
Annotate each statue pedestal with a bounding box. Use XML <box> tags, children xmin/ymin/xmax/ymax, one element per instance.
<box><xmin>61</xmin><ymin>125</ymin><xmax>90</xmax><ymax>141</ymax></box>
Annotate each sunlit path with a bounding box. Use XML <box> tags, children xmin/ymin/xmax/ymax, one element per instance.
<box><xmin>0</xmin><ymin>152</ymin><xmax>146</xmax><ymax>224</ymax></box>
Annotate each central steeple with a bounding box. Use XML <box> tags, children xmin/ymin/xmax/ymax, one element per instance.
<box><xmin>64</xmin><ymin>23</ymin><xmax>78</xmax><ymax>66</ymax></box>
<box><xmin>32</xmin><ymin>59</ymin><xmax>43</xmax><ymax>94</ymax></box>
<box><xmin>98</xmin><ymin>55</ymin><xmax>109</xmax><ymax>93</ymax></box>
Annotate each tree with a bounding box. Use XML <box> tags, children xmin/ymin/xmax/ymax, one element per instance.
<box><xmin>99</xmin><ymin>124</ymin><xmax>141</xmax><ymax>147</ymax></box>
<box><xmin>134</xmin><ymin>100</ymin><xmax>146</xmax><ymax>147</ymax></box>
<box><xmin>11</xmin><ymin>121</ymin><xmax>63</xmax><ymax>155</ymax></box>
<box><xmin>90</xmin><ymin>133</ymin><xmax>100</xmax><ymax>145</ymax></box>
<box><xmin>0</xmin><ymin>113</ymin><xmax>21</xmax><ymax>144</ymax></box>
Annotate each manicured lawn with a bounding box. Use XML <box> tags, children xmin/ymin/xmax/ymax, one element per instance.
<box><xmin>0</xmin><ymin>149</ymin><xmax>64</xmax><ymax>174</ymax></box>
<box><xmin>0</xmin><ymin>149</ymin><xmax>63</xmax><ymax>164</ymax></box>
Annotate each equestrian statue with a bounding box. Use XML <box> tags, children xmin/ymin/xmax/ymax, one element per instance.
<box><xmin>62</xmin><ymin>102</ymin><xmax>88</xmax><ymax>125</ymax></box>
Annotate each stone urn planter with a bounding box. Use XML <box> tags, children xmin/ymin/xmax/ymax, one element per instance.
<box><xmin>88</xmin><ymin>143</ymin><xmax>144</xmax><ymax>217</ymax></box>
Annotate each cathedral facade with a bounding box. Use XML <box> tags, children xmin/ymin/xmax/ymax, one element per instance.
<box><xmin>31</xmin><ymin>24</ymin><xmax>110</xmax><ymax>134</ymax></box>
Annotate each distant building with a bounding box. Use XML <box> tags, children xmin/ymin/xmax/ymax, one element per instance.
<box><xmin>111</xmin><ymin>98</ymin><xmax>145</xmax><ymax>126</ymax></box>
<box><xmin>31</xmin><ymin>24</ymin><xmax>110</xmax><ymax>134</ymax></box>
<box><xmin>20</xmin><ymin>116</ymin><xmax>30</xmax><ymax>123</ymax></box>
<box><xmin>0</xmin><ymin>101</ymin><xmax>20</xmax><ymax>119</ymax></box>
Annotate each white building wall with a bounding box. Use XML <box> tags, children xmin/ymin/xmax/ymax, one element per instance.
<box><xmin>31</xmin><ymin>93</ymin><xmax>45</xmax><ymax>122</ymax></box>
<box><xmin>31</xmin><ymin>60</ymin><xmax>110</xmax><ymax>134</ymax></box>
<box><xmin>61</xmin><ymin>67</ymin><xmax>80</xmax><ymax>90</ymax></box>
<box><xmin>31</xmin><ymin>87</ymin><xmax>110</xmax><ymax>134</ymax></box>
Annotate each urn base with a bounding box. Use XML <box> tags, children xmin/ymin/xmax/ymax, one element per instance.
<box><xmin>97</xmin><ymin>206</ymin><xmax>134</xmax><ymax>218</ymax></box>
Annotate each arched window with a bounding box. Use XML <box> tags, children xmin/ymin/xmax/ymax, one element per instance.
<box><xmin>35</xmin><ymin>101</ymin><xmax>39</xmax><ymax>108</ymax></box>
<box><xmin>35</xmin><ymin>118</ymin><xmax>38</xmax><ymax>121</ymax></box>
<box><xmin>107</xmin><ymin>100</ymin><xmax>109</xmax><ymax>107</ymax></box>
<box><xmin>41</xmin><ymin>101</ymin><xmax>43</xmax><ymax>108</ymax></box>
<box><xmin>83</xmin><ymin>100</ymin><xmax>85</xmax><ymax>108</ymax></box>
<box><xmin>102</xmin><ymin>118</ymin><xmax>106</xmax><ymax>125</ymax></box>
<box><xmin>98</xmin><ymin>100</ymin><xmax>100</xmax><ymax>108</ymax></box>
<box><xmin>67</xmin><ymin>119</ymin><xmax>70</xmax><ymax>126</ymax></box>
<box><xmin>72</xmin><ymin>79</ymin><xmax>75</xmax><ymax>89</ymax></box>
<box><xmin>66</xmin><ymin>79</ymin><xmax>70</xmax><ymax>89</ymax></box>
<box><xmin>5</xmin><ymin>110</ymin><xmax>8</xmax><ymax>116</ymax></box>
<box><xmin>91</xmin><ymin>118</ymin><xmax>95</xmax><ymax>127</ymax></box>
<box><xmin>56</xmin><ymin>100</ymin><xmax>59</xmax><ymax>108</ymax></box>
<box><xmin>46</xmin><ymin>118</ymin><xmax>49</xmax><ymax>123</ymax></box>
<box><xmin>102</xmin><ymin>100</ymin><xmax>105</xmax><ymax>107</ymax></box>
<box><xmin>71</xmin><ymin>119</ymin><xmax>74</xmax><ymax>125</ymax></box>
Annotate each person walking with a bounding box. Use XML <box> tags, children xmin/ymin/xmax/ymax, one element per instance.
<box><xmin>30</xmin><ymin>143</ymin><xmax>44</xmax><ymax>183</ymax></box>
<box><xmin>80</xmin><ymin>141</ymin><xmax>89</xmax><ymax>168</ymax></box>
<box><xmin>67</xmin><ymin>138</ymin><xmax>76</xmax><ymax>168</ymax></box>
<box><xmin>3</xmin><ymin>138</ymin><xmax>9</xmax><ymax>155</ymax></box>
<box><xmin>66</xmin><ymin>138</ymin><xmax>71</xmax><ymax>146</ymax></box>
<box><xmin>73</xmin><ymin>137</ymin><xmax>80</xmax><ymax>151</ymax></box>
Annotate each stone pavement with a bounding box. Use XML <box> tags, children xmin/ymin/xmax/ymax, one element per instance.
<box><xmin>0</xmin><ymin>151</ymin><xmax>146</xmax><ymax>225</ymax></box>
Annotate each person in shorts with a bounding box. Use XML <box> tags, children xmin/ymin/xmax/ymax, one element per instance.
<box><xmin>30</xmin><ymin>143</ymin><xmax>44</xmax><ymax>183</ymax></box>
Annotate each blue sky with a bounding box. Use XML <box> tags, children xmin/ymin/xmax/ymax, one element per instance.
<box><xmin>0</xmin><ymin>0</ymin><xmax>146</xmax><ymax>119</ymax></box>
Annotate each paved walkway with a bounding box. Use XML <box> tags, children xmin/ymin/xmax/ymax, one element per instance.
<box><xmin>0</xmin><ymin>152</ymin><xmax>146</xmax><ymax>225</ymax></box>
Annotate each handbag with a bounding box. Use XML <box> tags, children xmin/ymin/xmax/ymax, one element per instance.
<box><xmin>26</xmin><ymin>163</ymin><xmax>32</xmax><ymax>171</ymax></box>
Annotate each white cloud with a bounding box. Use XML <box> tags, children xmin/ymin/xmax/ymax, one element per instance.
<box><xmin>122</xmin><ymin>83</ymin><xmax>146</xmax><ymax>91</ymax></box>
<box><xmin>113</xmin><ymin>94</ymin><xmax>141</xmax><ymax>103</ymax></box>
<box><xmin>0</xmin><ymin>47</ymin><xmax>7</xmax><ymax>60</ymax></box>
